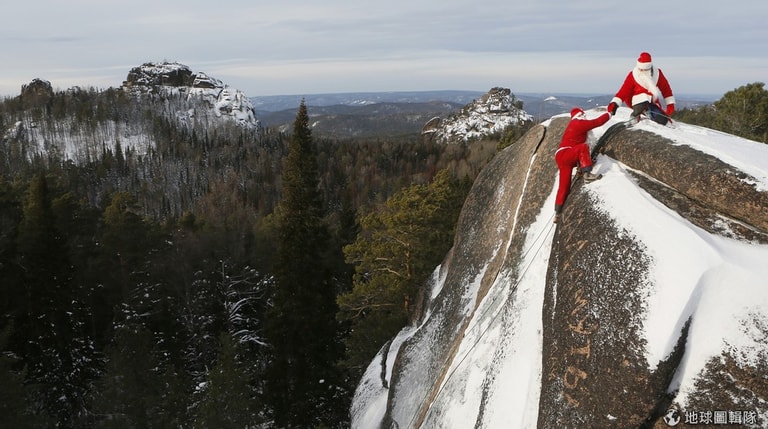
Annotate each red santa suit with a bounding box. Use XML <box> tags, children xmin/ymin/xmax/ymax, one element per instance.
<box><xmin>554</xmin><ymin>108</ymin><xmax>610</xmax><ymax>212</ymax></box>
<box><xmin>610</xmin><ymin>52</ymin><xmax>675</xmax><ymax>115</ymax></box>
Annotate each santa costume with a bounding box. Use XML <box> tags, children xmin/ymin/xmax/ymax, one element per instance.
<box><xmin>608</xmin><ymin>52</ymin><xmax>675</xmax><ymax>124</ymax></box>
<box><xmin>554</xmin><ymin>108</ymin><xmax>610</xmax><ymax>219</ymax></box>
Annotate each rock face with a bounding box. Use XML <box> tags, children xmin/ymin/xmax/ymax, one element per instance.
<box><xmin>401</xmin><ymin>124</ymin><xmax>551</xmax><ymax>426</ymax></box>
<box><xmin>422</xmin><ymin>87</ymin><xmax>533</xmax><ymax>143</ymax></box>
<box><xmin>124</xmin><ymin>62</ymin><xmax>226</xmax><ymax>90</ymax></box>
<box><xmin>124</xmin><ymin>62</ymin><xmax>197</xmax><ymax>88</ymax></box>
<box><xmin>353</xmin><ymin>113</ymin><xmax>768</xmax><ymax>428</ymax></box>
<box><xmin>539</xmin><ymin>121</ymin><xmax>768</xmax><ymax>428</ymax></box>
<box><xmin>540</xmin><ymin>121</ymin><xmax>680</xmax><ymax>427</ymax></box>
<box><xmin>122</xmin><ymin>61</ymin><xmax>262</xmax><ymax>131</ymax></box>
<box><xmin>600</xmin><ymin>126</ymin><xmax>768</xmax><ymax>235</ymax></box>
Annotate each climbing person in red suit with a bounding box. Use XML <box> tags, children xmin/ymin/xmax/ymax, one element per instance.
<box><xmin>554</xmin><ymin>107</ymin><xmax>611</xmax><ymax>223</ymax></box>
<box><xmin>607</xmin><ymin>51</ymin><xmax>676</xmax><ymax>125</ymax></box>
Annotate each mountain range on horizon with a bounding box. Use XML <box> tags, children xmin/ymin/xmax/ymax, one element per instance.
<box><xmin>4</xmin><ymin>60</ymin><xmax>719</xmax><ymax>125</ymax></box>
<box><xmin>250</xmin><ymin>89</ymin><xmax>719</xmax><ymax>138</ymax></box>
<box><xmin>4</xmin><ymin>61</ymin><xmax>728</xmax><ymax>146</ymax></box>
<box><xmin>250</xmin><ymin>90</ymin><xmax>719</xmax><ymax>119</ymax></box>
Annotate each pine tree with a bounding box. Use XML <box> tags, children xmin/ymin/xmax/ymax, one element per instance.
<box><xmin>263</xmin><ymin>101</ymin><xmax>348</xmax><ymax>427</ymax></box>
<box><xmin>712</xmin><ymin>82</ymin><xmax>768</xmax><ymax>143</ymax></box>
<box><xmin>338</xmin><ymin>168</ymin><xmax>470</xmax><ymax>374</ymax></box>
<box><xmin>0</xmin><ymin>177</ymin><xmax>23</xmax><ymax>326</ymax></box>
<box><xmin>89</xmin><ymin>325</ymin><xmax>191</xmax><ymax>428</ymax></box>
<box><xmin>0</xmin><ymin>324</ymin><xmax>50</xmax><ymax>428</ymax></box>
<box><xmin>192</xmin><ymin>334</ymin><xmax>261</xmax><ymax>428</ymax></box>
<box><xmin>14</xmin><ymin>173</ymin><xmax>95</xmax><ymax>425</ymax></box>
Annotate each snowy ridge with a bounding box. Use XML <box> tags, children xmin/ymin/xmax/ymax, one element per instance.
<box><xmin>4</xmin><ymin>62</ymin><xmax>262</xmax><ymax>163</ymax></box>
<box><xmin>353</xmin><ymin>108</ymin><xmax>768</xmax><ymax>428</ymax></box>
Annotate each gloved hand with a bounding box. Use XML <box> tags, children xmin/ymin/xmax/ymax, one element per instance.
<box><xmin>607</xmin><ymin>102</ymin><xmax>618</xmax><ymax>115</ymax></box>
<box><xmin>666</xmin><ymin>104</ymin><xmax>675</xmax><ymax>116</ymax></box>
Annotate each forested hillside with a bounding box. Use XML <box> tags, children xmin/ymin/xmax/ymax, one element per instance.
<box><xmin>0</xmin><ymin>76</ymin><xmax>505</xmax><ymax>427</ymax></box>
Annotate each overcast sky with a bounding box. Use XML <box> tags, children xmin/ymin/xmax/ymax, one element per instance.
<box><xmin>2</xmin><ymin>1</ymin><xmax>766</xmax><ymax>99</ymax></box>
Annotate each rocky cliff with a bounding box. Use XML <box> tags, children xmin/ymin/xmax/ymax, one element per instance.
<box><xmin>353</xmin><ymin>108</ymin><xmax>768</xmax><ymax>428</ymax></box>
<box><xmin>123</xmin><ymin>61</ymin><xmax>262</xmax><ymax>130</ymax></box>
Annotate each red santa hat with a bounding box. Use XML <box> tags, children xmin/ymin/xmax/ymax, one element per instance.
<box><xmin>636</xmin><ymin>52</ymin><xmax>653</xmax><ymax>70</ymax></box>
<box><xmin>570</xmin><ymin>107</ymin><xmax>585</xmax><ymax>119</ymax></box>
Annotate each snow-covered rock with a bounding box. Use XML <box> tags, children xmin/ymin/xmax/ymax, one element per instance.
<box><xmin>354</xmin><ymin>108</ymin><xmax>768</xmax><ymax>428</ymax></box>
<box><xmin>422</xmin><ymin>87</ymin><xmax>533</xmax><ymax>143</ymax></box>
<box><xmin>123</xmin><ymin>61</ymin><xmax>262</xmax><ymax>131</ymax></box>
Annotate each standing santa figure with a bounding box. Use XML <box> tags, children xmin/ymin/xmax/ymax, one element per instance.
<box><xmin>607</xmin><ymin>52</ymin><xmax>676</xmax><ymax>125</ymax></box>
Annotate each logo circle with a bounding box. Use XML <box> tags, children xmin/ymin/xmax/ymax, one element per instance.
<box><xmin>663</xmin><ymin>405</ymin><xmax>681</xmax><ymax>427</ymax></box>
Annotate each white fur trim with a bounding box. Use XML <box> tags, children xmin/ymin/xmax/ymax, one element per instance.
<box><xmin>632</xmin><ymin>93</ymin><xmax>653</xmax><ymax>106</ymax></box>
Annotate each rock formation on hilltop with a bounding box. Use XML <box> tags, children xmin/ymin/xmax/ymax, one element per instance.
<box><xmin>422</xmin><ymin>87</ymin><xmax>534</xmax><ymax>143</ymax></box>
<box><xmin>122</xmin><ymin>61</ymin><xmax>262</xmax><ymax>131</ymax></box>
<box><xmin>4</xmin><ymin>63</ymin><xmax>261</xmax><ymax>167</ymax></box>
<box><xmin>19</xmin><ymin>78</ymin><xmax>54</xmax><ymax>107</ymax></box>
<box><xmin>124</xmin><ymin>62</ymin><xmax>196</xmax><ymax>88</ymax></box>
<box><xmin>124</xmin><ymin>62</ymin><xmax>223</xmax><ymax>90</ymax></box>
<box><xmin>353</xmin><ymin>112</ymin><xmax>768</xmax><ymax>428</ymax></box>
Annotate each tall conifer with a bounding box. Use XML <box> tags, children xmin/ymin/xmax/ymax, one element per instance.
<box><xmin>264</xmin><ymin>100</ymin><xmax>346</xmax><ymax>427</ymax></box>
<box><xmin>14</xmin><ymin>173</ymin><xmax>94</xmax><ymax>425</ymax></box>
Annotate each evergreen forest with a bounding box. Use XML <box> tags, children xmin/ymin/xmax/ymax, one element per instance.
<box><xmin>0</xmin><ymin>86</ymin><xmax>504</xmax><ymax>428</ymax></box>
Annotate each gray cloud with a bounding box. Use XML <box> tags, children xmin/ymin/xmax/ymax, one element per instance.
<box><xmin>1</xmin><ymin>0</ymin><xmax>767</xmax><ymax>98</ymax></box>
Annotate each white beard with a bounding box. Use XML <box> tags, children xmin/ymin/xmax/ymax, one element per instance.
<box><xmin>633</xmin><ymin>67</ymin><xmax>662</xmax><ymax>104</ymax></box>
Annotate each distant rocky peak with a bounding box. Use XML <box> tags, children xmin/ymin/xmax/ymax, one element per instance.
<box><xmin>422</xmin><ymin>87</ymin><xmax>533</xmax><ymax>144</ymax></box>
<box><xmin>124</xmin><ymin>61</ymin><xmax>195</xmax><ymax>88</ymax></box>
<box><xmin>463</xmin><ymin>86</ymin><xmax>517</xmax><ymax>114</ymax></box>
<box><xmin>122</xmin><ymin>61</ymin><xmax>261</xmax><ymax>131</ymax></box>
<box><xmin>122</xmin><ymin>61</ymin><xmax>227</xmax><ymax>91</ymax></box>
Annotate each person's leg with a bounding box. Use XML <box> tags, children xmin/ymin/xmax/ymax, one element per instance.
<box><xmin>575</xmin><ymin>144</ymin><xmax>602</xmax><ymax>182</ymax></box>
<box><xmin>648</xmin><ymin>103</ymin><xmax>669</xmax><ymax>125</ymax></box>
<box><xmin>575</xmin><ymin>144</ymin><xmax>593</xmax><ymax>173</ymax></box>
<box><xmin>553</xmin><ymin>166</ymin><xmax>570</xmax><ymax>223</ymax></box>
<box><xmin>555</xmin><ymin>165</ymin><xmax>573</xmax><ymax>209</ymax></box>
<box><xmin>631</xmin><ymin>101</ymin><xmax>649</xmax><ymax>118</ymax></box>
<box><xmin>554</xmin><ymin>151</ymin><xmax>574</xmax><ymax>209</ymax></box>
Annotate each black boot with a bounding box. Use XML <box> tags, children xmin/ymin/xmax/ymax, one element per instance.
<box><xmin>631</xmin><ymin>101</ymin><xmax>649</xmax><ymax>119</ymax></box>
<box><xmin>583</xmin><ymin>172</ymin><xmax>602</xmax><ymax>182</ymax></box>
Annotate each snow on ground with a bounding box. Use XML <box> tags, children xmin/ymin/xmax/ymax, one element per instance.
<box><xmin>470</xmin><ymin>181</ymin><xmax>557</xmax><ymax>428</ymax></box>
<box><xmin>638</xmin><ymin>119</ymin><xmax>768</xmax><ymax>192</ymax></box>
<box><xmin>587</xmin><ymin>107</ymin><xmax>768</xmax><ymax>412</ymax></box>
<box><xmin>353</xmin><ymin>107</ymin><xmax>768</xmax><ymax>427</ymax></box>
<box><xmin>15</xmin><ymin>117</ymin><xmax>155</xmax><ymax>162</ymax></box>
<box><xmin>352</xmin><ymin>324</ymin><xmax>419</xmax><ymax>427</ymax></box>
